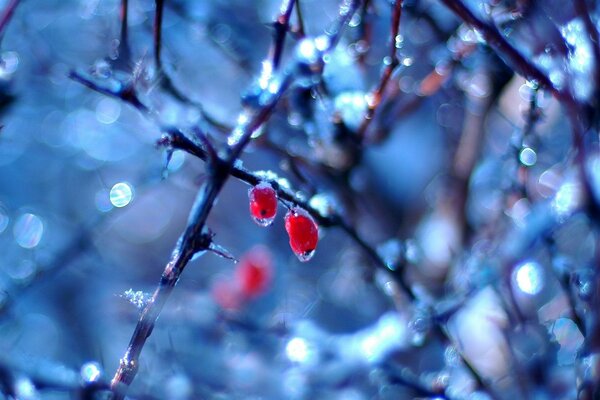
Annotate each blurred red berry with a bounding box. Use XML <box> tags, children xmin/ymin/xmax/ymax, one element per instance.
<box><xmin>249</xmin><ymin>183</ymin><xmax>278</xmax><ymax>226</ymax></box>
<box><xmin>211</xmin><ymin>277</ymin><xmax>242</xmax><ymax>311</ymax></box>
<box><xmin>285</xmin><ymin>207</ymin><xmax>318</xmax><ymax>262</ymax></box>
<box><xmin>236</xmin><ymin>246</ymin><xmax>273</xmax><ymax>299</ymax></box>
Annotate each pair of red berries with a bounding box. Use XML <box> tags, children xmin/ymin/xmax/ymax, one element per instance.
<box><xmin>249</xmin><ymin>182</ymin><xmax>319</xmax><ymax>262</ymax></box>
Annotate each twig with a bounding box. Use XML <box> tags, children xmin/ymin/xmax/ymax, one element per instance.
<box><xmin>357</xmin><ymin>0</ymin><xmax>403</xmax><ymax>141</ymax></box>
<box><xmin>270</xmin><ymin>0</ymin><xmax>297</xmax><ymax>70</ymax></box>
<box><xmin>437</xmin><ymin>0</ymin><xmax>578</xmax><ymax>107</ymax></box>
<box><xmin>108</xmin><ymin>1</ymin><xmax>361</xmax><ymax>397</ymax></box>
<box><xmin>0</xmin><ymin>0</ymin><xmax>20</xmax><ymax>41</ymax></box>
<box><xmin>152</xmin><ymin>0</ymin><xmax>230</xmax><ymax>133</ymax></box>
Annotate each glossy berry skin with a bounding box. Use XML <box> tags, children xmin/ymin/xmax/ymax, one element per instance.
<box><xmin>249</xmin><ymin>183</ymin><xmax>278</xmax><ymax>224</ymax></box>
<box><xmin>235</xmin><ymin>246</ymin><xmax>273</xmax><ymax>299</ymax></box>
<box><xmin>285</xmin><ymin>208</ymin><xmax>319</xmax><ymax>261</ymax></box>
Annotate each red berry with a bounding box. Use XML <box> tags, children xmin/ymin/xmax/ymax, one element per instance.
<box><xmin>249</xmin><ymin>183</ymin><xmax>278</xmax><ymax>226</ymax></box>
<box><xmin>211</xmin><ymin>277</ymin><xmax>242</xmax><ymax>311</ymax></box>
<box><xmin>285</xmin><ymin>207</ymin><xmax>318</xmax><ymax>262</ymax></box>
<box><xmin>235</xmin><ymin>246</ymin><xmax>273</xmax><ymax>299</ymax></box>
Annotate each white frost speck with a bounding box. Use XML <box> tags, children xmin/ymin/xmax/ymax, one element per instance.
<box><xmin>121</xmin><ymin>289</ymin><xmax>151</xmax><ymax>309</ymax></box>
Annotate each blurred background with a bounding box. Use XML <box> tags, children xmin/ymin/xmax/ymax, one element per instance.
<box><xmin>0</xmin><ymin>0</ymin><xmax>597</xmax><ymax>399</ymax></box>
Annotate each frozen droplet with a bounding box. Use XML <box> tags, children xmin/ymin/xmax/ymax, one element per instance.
<box><xmin>0</xmin><ymin>51</ymin><xmax>19</xmax><ymax>80</ymax></box>
<box><xmin>80</xmin><ymin>362</ymin><xmax>102</xmax><ymax>383</ymax></box>
<box><xmin>402</xmin><ymin>57</ymin><xmax>413</xmax><ymax>67</ymax></box>
<box><xmin>395</xmin><ymin>34</ymin><xmax>403</xmax><ymax>48</ymax></box>
<box><xmin>167</xmin><ymin>150</ymin><xmax>186</xmax><ymax>172</ymax></box>
<box><xmin>91</xmin><ymin>59</ymin><xmax>112</xmax><ymax>79</ymax></box>
<box><xmin>514</xmin><ymin>261</ymin><xmax>544</xmax><ymax>295</ymax></box>
<box><xmin>295</xmin><ymin>249</ymin><xmax>315</xmax><ymax>262</ymax></box>
<box><xmin>121</xmin><ymin>289</ymin><xmax>151</xmax><ymax>309</ymax></box>
<box><xmin>253</xmin><ymin>215</ymin><xmax>275</xmax><ymax>227</ymax></box>
<box><xmin>519</xmin><ymin>147</ymin><xmax>537</xmax><ymax>167</ymax></box>
<box><xmin>13</xmin><ymin>213</ymin><xmax>44</xmax><ymax>249</ymax></box>
<box><xmin>409</xmin><ymin>309</ymin><xmax>431</xmax><ymax>347</ymax></box>
<box><xmin>377</xmin><ymin>239</ymin><xmax>403</xmax><ymax>271</ymax></box>
<box><xmin>110</xmin><ymin>182</ymin><xmax>134</xmax><ymax>208</ymax></box>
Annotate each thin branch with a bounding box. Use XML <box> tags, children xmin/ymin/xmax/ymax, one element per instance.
<box><xmin>269</xmin><ymin>0</ymin><xmax>296</xmax><ymax>70</ymax></box>
<box><xmin>438</xmin><ymin>0</ymin><xmax>578</xmax><ymax>106</ymax></box>
<box><xmin>108</xmin><ymin>1</ymin><xmax>361</xmax><ymax>397</ymax></box>
<box><xmin>357</xmin><ymin>0</ymin><xmax>403</xmax><ymax>141</ymax></box>
<box><xmin>0</xmin><ymin>0</ymin><xmax>20</xmax><ymax>41</ymax></box>
<box><xmin>152</xmin><ymin>0</ymin><xmax>230</xmax><ymax>133</ymax></box>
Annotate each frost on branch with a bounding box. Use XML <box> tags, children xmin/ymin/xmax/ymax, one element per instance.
<box><xmin>4</xmin><ymin>0</ymin><xmax>600</xmax><ymax>399</ymax></box>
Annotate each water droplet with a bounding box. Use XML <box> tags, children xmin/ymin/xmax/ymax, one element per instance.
<box><xmin>295</xmin><ymin>249</ymin><xmax>315</xmax><ymax>262</ymax></box>
<box><xmin>13</xmin><ymin>213</ymin><xmax>44</xmax><ymax>249</ymax></box>
<box><xmin>519</xmin><ymin>147</ymin><xmax>537</xmax><ymax>167</ymax></box>
<box><xmin>110</xmin><ymin>182</ymin><xmax>134</xmax><ymax>208</ymax></box>
<box><xmin>252</xmin><ymin>215</ymin><xmax>274</xmax><ymax>227</ymax></box>
<box><xmin>514</xmin><ymin>261</ymin><xmax>544</xmax><ymax>295</ymax></box>
<box><xmin>80</xmin><ymin>361</ymin><xmax>102</xmax><ymax>383</ymax></box>
<box><xmin>408</xmin><ymin>306</ymin><xmax>431</xmax><ymax>347</ymax></box>
<box><xmin>92</xmin><ymin>59</ymin><xmax>112</xmax><ymax>79</ymax></box>
<box><xmin>0</xmin><ymin>51</ymin><xmax>19</xmax><ymax>79</ymax></box>
<box><xmin>377</xmin><ymin>239</ymin><xmax>403</xmax><ymax>271</ymax></box>
<box><xmin>395</xmin><ymin>34</ymin><xmax>403</xmax><ymax>49</ymax></box>
<box><xmin>167</xmin><ymin>150</ymin><xmax>186</xmax><ymax>172</ymax></box>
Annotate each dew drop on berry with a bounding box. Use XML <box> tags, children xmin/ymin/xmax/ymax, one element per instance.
<box><xmin>249</xmin><ymin>182</ymin><xmax>278</xmax><ymax>227</ymax></box>
<box><xmin>285</xmin><ymin>207</ymin><xmax>318</xmax><ymax>262</ymax></box>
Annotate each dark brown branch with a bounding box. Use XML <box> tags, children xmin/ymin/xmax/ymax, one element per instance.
<box><xmin>438</xmin><ymin>0</ymin><xmax>578</xmax><ymax>106</ymax></box>
<box><xmin>357</xmin><ymin>0</ymin><xmax>403</xmax><ymax>141</ymax></box>
<box><xmin>0</xmin><ymin>0</ymin><xmax>19</xmax><ymax>41</ymax></box>
<box><xmin>270</xmin><ymin>0</ymin><xmax>296</xmax><ymax>70</ymax></box>
<box><xmin>152</xmin><ymin>0</ymin><xmax>230</xmax><ymax>133</ymax></box>
<box><xmin>107</xmin><ymin>1</ymin><xmax>361</xmax><ymax>397</ymax></box>
<box><xmin>116</xmin><ymin>0</ymin><xmax>131</xmax><ymax>67</ymax></box>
